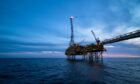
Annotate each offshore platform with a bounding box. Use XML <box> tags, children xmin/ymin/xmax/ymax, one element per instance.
<box><xmin>65</xmin><ymin>16</ymin><xmax>140</xmax><ymax>63</ymax></box>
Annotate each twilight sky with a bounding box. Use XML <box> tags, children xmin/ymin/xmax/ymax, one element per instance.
<box><xmin>0</xmin><ymin>0</ymin><xmax>140</xmax><ymax>58</ymax></box>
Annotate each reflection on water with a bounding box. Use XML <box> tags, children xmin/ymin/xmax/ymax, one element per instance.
<box><xmin>0</xmin><ymin>58</ymin><xmax>140</xmax><ymax>84</ymax></box>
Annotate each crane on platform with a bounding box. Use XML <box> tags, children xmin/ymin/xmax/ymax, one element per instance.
<box><xmin>91</xmin><ymin>30</ymin><xmax>101</xmax><ymax>44</ymax></box>
<box><xmin>65</xmin><ymin>17</ymin><xmax>140</xmax><ymax>63</ymax></box>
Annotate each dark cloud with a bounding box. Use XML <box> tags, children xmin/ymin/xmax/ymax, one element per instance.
<box><xmin>0</xmin><ymin>37</ymin><xmax>67</xmax><ymax>52</ymax></box>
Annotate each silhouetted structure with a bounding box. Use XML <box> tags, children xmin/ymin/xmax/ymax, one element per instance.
<box><xmin>65</xmin><ymin>17</ymin><xmax>140</xmax><ymax>63</ymax></box>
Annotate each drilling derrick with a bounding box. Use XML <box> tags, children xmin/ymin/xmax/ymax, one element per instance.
<box><xmin>65</xmin><ymin>16</ymin><xmax>85</xmax><ymax>60</ymax></box>
<box><xmin>65</xmin><ymin>16</ymin><xmax>76</xmax><ymax>59</ymax></box>
<box><xmin>69</xmin><ymin>16</ymin><xmax>74</xmax><ymax>46</ymax></box>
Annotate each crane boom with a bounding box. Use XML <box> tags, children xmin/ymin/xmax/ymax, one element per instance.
<box><xmin>91</xmin><ymin>30</ymin><xmax>98</xmax><ymax>43</ymax></box>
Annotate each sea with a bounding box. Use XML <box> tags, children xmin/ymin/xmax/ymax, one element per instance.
<box><xmin>0</xmin><ymin>58</ymin><xmax>140</xmax><ymax>84</ymax></box>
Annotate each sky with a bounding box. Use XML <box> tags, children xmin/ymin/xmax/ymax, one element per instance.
<box><xmin>0</xmin><ymin>0</ymin><xmax>140</xmax><ymax>58</ymax></box>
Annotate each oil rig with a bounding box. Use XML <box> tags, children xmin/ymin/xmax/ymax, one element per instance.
<box><xmin>65</xmin><ymin>16</ymin><xmax>140</xmax><ymax>63</ymax></box>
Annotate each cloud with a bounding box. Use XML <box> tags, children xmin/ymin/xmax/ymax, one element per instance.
<box><xmin>129</xmin><ymin>4</ymin><xmax>140</xmax><ymax>24</ymax></box>
<box><xmin>40</xmin><ymin>51</ymin><xmax>63</xmax><ymax>54</ymax></box>
<box><xmin>0</xmin><ymin>0</ymin><xmax>140</xmax><ymax>58</ymax></box>
<box><xmin>0</xmin><ymin>51</ymin><xmax>65</xmax><ymax>58</ymax></box>
<box><xmin>0</xmin><ymin>37</ymin><xmax>68</xmax><ymax>52</ymax></box>
<box><xmin>104</xmin><ymin>53</ymin><xmax>140</xmax><ymax>58</ymax></box>
<box><xmin>104</xmin><ymin>45</ymin><xmax>115</xmax><ymax>48</ymax></box>
<box><xmin>0</xmin><ymin>50</ymin><xmax>64</xmax><ymax>55</ymax></box>
<box><xmin>75</xmin><ymin>24</ymin><xmax>140</xmax><ymax>45</ymax></box>
<box><xmin>124</xmin><ymin>38</ymin><xmax>140</xmax><ymax>47</ymax></box>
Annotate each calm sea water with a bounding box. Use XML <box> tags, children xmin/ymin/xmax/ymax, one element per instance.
<box><xmin>0</xmin><ymin>58</ymin><xmax>140</xmax><ymax>84</ymax></box>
